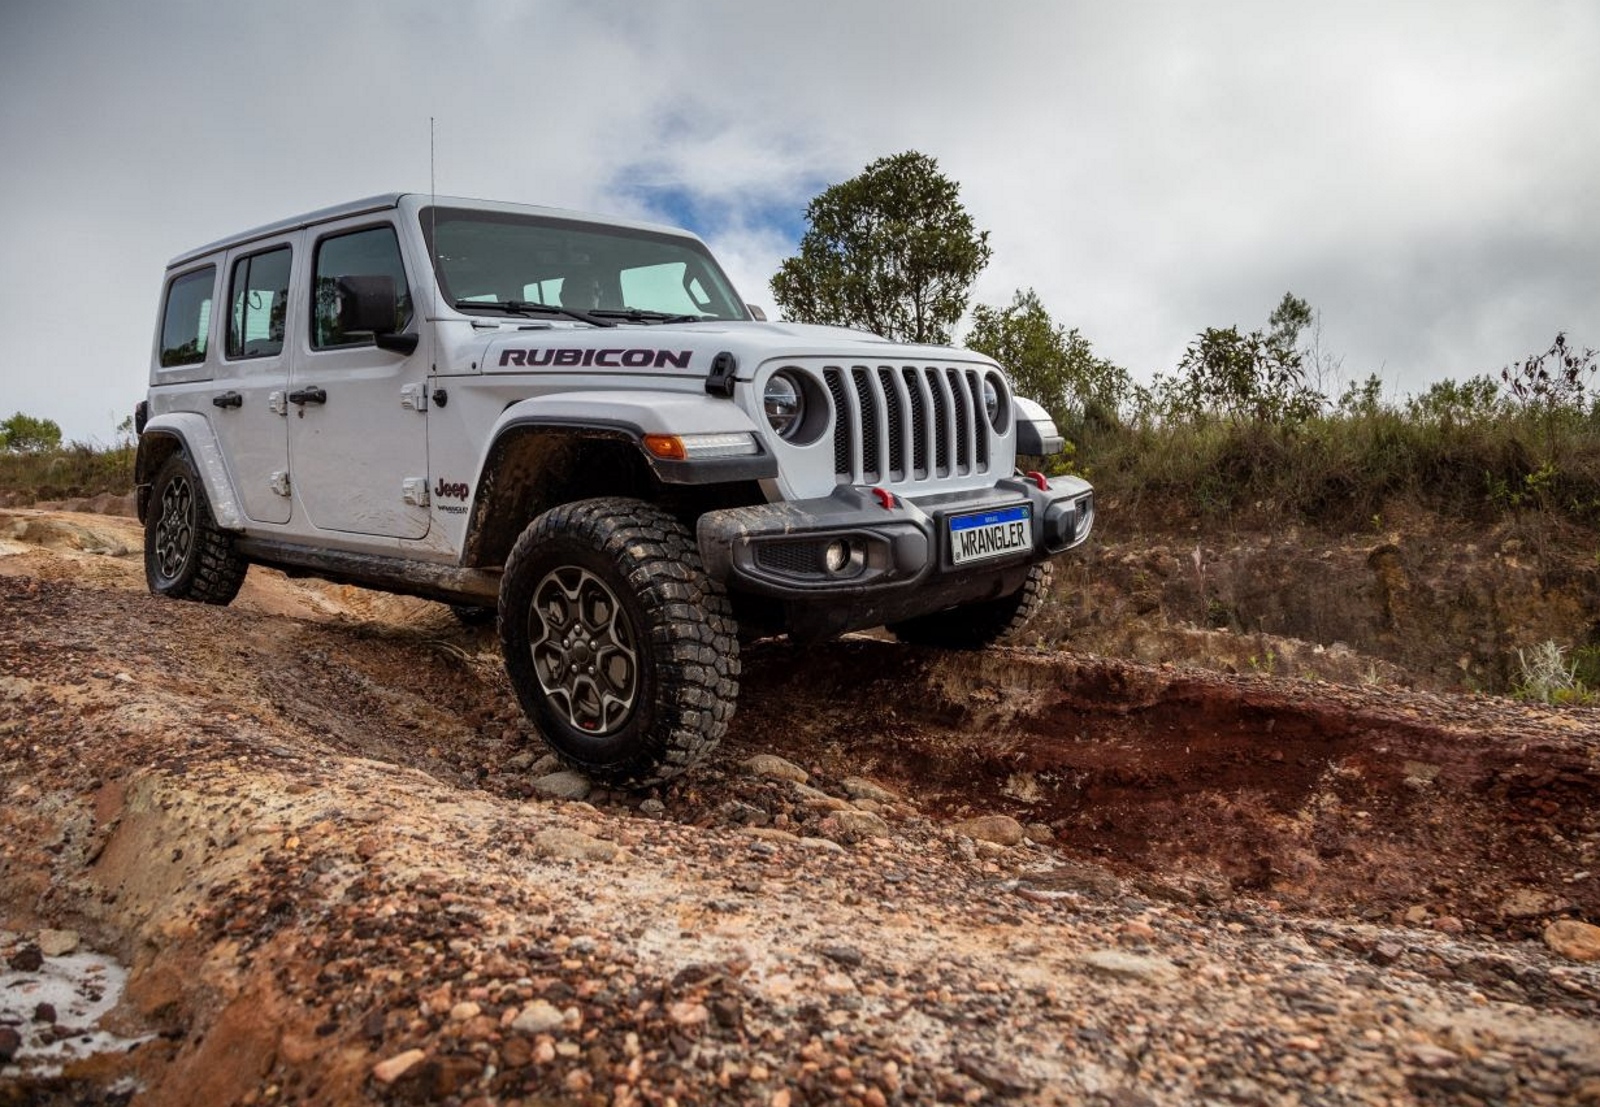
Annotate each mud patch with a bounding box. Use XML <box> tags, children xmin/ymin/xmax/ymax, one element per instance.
<box><xmin>734</xmin><ymin>641</ymin><xmax>1600</xmax><ymax>930</ymax></box>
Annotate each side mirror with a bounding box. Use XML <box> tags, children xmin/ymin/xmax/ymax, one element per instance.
<box><xmin>337</xmin><ymin>275</ymin><xmax>419</xmax><ymax>354</ymax></box>
<box><xmin>746</xmin><ymin>304</ymin><xmax>768</xmax><ymax>322</ymax></box>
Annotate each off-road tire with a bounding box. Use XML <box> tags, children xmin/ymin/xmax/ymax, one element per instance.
<box><xmin>499</xmin><ymin>497</ymin><xmax>739</xmax><ymax>786</ymax></box>
<box><xmin>144</xmin><ymin>453</ymin><xmax>248</xmax><ymax>605</ymax></box>
<box><xmin>889</xmin><ymin>560</ymin><xmax>1053</xmax><ymax>650</ymax></box>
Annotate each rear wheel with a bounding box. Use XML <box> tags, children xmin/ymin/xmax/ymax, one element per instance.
<box><xmin>500</xmin><ymin>497</ymin><xmax>739</xmax><ymax>786</ymax></box>
<box><xmin>889</xmin><ymin>560</ymin><xmax>1053</xmax><ymax>649</ymax></box>
<box><xmin>144</xmin><ymin>453</ymin><xmax>247</xmax><ymax>605</ymax></box>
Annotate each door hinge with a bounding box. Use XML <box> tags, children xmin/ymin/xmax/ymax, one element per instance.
<box><xmin>402</xmin><ymin>477</ymin><xmax>430</xmax><ymax>506</ymax></box>
<box><xmin>269</xmin><ymin>471</ymin><xmax>291</xmax><ymax>496</ymax></box>
<box><xmin>268</xmin><ymin>390</ymin><xmax>288</xmax><ymax>416</ymax></box>
<box><xmin>400</xmin><ymin>382</ymin><xmax>428</xmax><ymax>412</ymax></box>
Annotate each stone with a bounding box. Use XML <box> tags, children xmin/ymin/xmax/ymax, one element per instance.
<box><xmin>1499</xmin><ymin>888</ymin><xmax>1567</xmax><ymax>919</ymax></box>
<box><xmin>33</xmin><ymin>1002</ymin><xmax>57</xmax><ymax>1023</ymax></box>
<box><xmin>740</xmin><ymin>753</ymin><xmax>808</xmax><ymax>784</ymax></box>
<box><xmin>952</xmin><ymin>814</ymin><xmax>1026</xmax><ymax>847</ymax></box>
<box><xmin>0</xmin><ymin>1027</ymin><xmax>19</xmax><ymax>1062</ymax></box>
<box><xmin>531</xmin><ymin>771</ymin><xmax>592</xmax><ymax>801</ymax></box>
<box><xmin>449</xmin><ymin>1001</ymin><xmax>481</xmax><ymax>1021</ymax></box>
<box><xmin>36</xmin><ymin>929</ymin><xmax>79</xmax><ymax>957</ymax></box>
<box><xmin>841</xmin><ymin>777</ymin><xmax>900</xmax><ymax>804</ymax></box>
<box><xmin>531</xmin><ymin>828</ymin><xmax>618</xmax><ymax>862</ymax></box>
<box><xmin>956</xmin><ymin>1055</ymin><xmax>1036</xmax><ymax>1096</ymax></box>
<box><xmin>799</xmin><ymin>836</ymin><xmax>846</xmax><ymax>854</ymax></box>
<box><xmin>822</xmin><ymin>810</ymin><xmax>890</xmax><ymax>842</ymax></box>
<box><xmin>1409</xmin><ymin>1044</ymin><xmax>1460</xmax><ymax>1069</ymax></box>
<box><xmin>372</xmin><ymin>1048</ymin><xmax>427</xmax><ymax>1084</ymax></box>
<box><xmin>1076</xmin><ymin>950</ymin><xmax>1179</xmax><ymax>984</ymax></box>
<box><xmin>638</xmin><ymin>798</ymin><xmax>666</xmax><ymax>817</ymax></box>
<box><xmin>667</xmin><ymin>1001</ymin><xmax>709</xmax><ymax>1028</ymax></box>
<box><xmin>1543</xmin><ymin>919</ymin><xmax>1600</xmax><ymax>962</ymax></box>
<box><xmin>512</xmin><ymin>999</ymin><xmax>565</xmax><ymax>1034</ymax></box>
<box><xmin>7</xmin><ymin>945</ymin><xmax>43</xmax><ymax>972</ymax></box>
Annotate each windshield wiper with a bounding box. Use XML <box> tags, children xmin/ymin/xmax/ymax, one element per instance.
<box><xmin>587</xmin><ymin>308</ymin><xmax>714</xmax><ymax>325</ymax></box>
<box><xmin>453</xmin><ymin>299</ymin><xmax>616</xmax><ymax>328</ymax></box>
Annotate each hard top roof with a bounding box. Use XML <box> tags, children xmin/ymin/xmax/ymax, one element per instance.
<box><xmin>166</xmin><ymin>194</ymin><xmax>700</xmax><ymax>270</ymax></box>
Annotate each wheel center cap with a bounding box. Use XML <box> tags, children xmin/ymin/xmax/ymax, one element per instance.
<box><xmin>570</xmin><ymin>641</ymin><xmax>594</xmax><ymax>667</ymax></box>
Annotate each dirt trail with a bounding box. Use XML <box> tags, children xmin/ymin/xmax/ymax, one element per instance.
<box><xmin>1</xmin><ymin>509</ymin><xmax>1598</xmax><ymax>1106</ymax></box>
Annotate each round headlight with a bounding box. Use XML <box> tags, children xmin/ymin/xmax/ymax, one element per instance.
<box><xmin>763</xmin><ymin>372</ymin><xmax>804</xmax><ymax>438</ymax></box>
<box><xmin>983</xmin><ymin>377</ymin><xmax>1001</xmax><ymax>427</ymax></box>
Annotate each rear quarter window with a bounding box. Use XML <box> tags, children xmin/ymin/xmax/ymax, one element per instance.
<box><xmin>159</xmin><ymin>266</ymin><xmax>216</xmax><ymax>368</ymax></box>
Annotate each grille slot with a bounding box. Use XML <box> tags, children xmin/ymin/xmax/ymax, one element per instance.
<box><xmin>755</xmin><ymin>541</ymin><xmax>824</xmax><ymax>576</ymax></box>
<box><xmin>826</xmin><ymin>363</ymin><xmax>988</xmax><ymax>486</ymax></box>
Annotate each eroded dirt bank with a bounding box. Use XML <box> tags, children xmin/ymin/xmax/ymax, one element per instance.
<box><xmin>1</xmin><ymin>510</ymin><xmax>1599</xmax><ymax>1106</ymax></box>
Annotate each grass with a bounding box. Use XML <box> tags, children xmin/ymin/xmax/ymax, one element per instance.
<box><xmin>1074</xmin><ymin>403</ymin><xmax>1600</xmax><ymax>533</ymax></box>
<box><xmin>0</xmin><ymin>442</ymin><xmax>136</xmax><ymax>502</ymax></box>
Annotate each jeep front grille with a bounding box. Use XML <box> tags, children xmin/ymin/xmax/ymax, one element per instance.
<box><xmin>823</xmin><ymin>365</ymin><xmax>993</xmax><ymax>485</ymax></box>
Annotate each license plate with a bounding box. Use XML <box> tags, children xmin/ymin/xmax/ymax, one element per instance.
<box><xmin>948</xmin><ymin>504</ymin><xmax>1032</xmax><ymax>566</ymax></box>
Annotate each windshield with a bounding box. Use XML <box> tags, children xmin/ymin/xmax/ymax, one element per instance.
<box><xmin>420</xmin><ymin>206</ymin><xmax>748</xmax><ymax>323</ymax></box>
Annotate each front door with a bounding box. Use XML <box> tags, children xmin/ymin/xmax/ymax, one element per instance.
<box><xmin>288</xmin><ymin>220</ymin><xmax>429</xmax><ymax>540</ymax></box>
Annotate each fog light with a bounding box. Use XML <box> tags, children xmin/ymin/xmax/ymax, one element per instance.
<box><xmin>823</xmin><ymin>539</ymin><xmax>865</xmax><ymax>577</ymax></box>
<box><xmin>824</xmin><ymin>540</ymin><xmax>850</xmax><ymax>573</ymax></box>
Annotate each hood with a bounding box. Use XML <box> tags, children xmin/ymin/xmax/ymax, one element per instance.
<box><xmin>474</xmin><ymin>320</ymin><xmax>997</xmax><ymax>379</ymax></box>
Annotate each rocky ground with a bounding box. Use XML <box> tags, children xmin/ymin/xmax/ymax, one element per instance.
<box><xmin>1</xmin><ymin>508</ymin><xmax>1598</xmax><ymax>1106</ymax></box>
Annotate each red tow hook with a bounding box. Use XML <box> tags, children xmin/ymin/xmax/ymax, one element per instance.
<box><xmin>871</xmin><ymin>487</ymin><xmax>898</xmax><ymax>510</ymax></box>
<box><xmin>1025</xmin><ymin>470</ymin><xmax>1050</xmax><ymax>491</ymax></box>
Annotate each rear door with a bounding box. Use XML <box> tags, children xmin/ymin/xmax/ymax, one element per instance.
<box><xmin>287</xmin><ymin>220</ymin><xmax>430</xmax><ymax>540</ymax></box>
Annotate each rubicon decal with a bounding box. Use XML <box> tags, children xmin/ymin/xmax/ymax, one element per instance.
<box><xmin>499</xmin><ymin>348</ymin><xmax>693</xmax><ymax>369</ymax></box>
<box><xmin>434</xmin><ymin>478</ymin><xmax>471</xmax><ymax>501</ymax></box>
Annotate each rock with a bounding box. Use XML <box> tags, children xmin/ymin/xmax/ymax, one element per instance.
<box><xmin>667</xmin><ymin>1001</ymin><xmax>709</xmax><ymax>1028</ymax></box>
<box><xmin>820</xmin><ymin>945</ymin><xmax>864</xmax><ymax>967</ymax></box>
<box><xmin>956</xmin><ymin>1055</ymin><xmax>1036</xmax><ymax>1096</ymax></box>
<box><xmin>1369</xmin><ymin>941</ymin><xmax>1404</xmax><ymax>966</ymax></box>
<box><xmin>504</xmin><ymin>751</ymin><xmax>537</xmax><ymax>771</ymax></box>
<box><xmin>372</xmin><ymin>1048</ymin><xmax>427</xmax><ymax>1084</ymax></box>
<box><xmin>1543</xmin><ymin>919</ymin><xmax>1600</xmax><ymax>962</ymax></box>
<box><xmin>531</xmin><ymin>828</ymin><xmax>619</xmax><ymax>862</ymax></box>
<box><xmin>819</xmin><ymin>972</ymin><xmax>857</xmax><ymax>995</ymax></box>
<box><xmin>7</xmin><ymin>944</ymin><xmax>43</xmax><ymax>972</ymax></box>
<box><xmin>799</xmin><ymin>836</ymin><xmax>846</xmax><ymax>854</ymax></box>
<box><xmin>531</xmin><ymin>771</ymin><xmax>592</xmax><ymax>801</ymax></box>
<box><xmin>33</xmin><ymin>1002</ymin><xmax>57</xmax><ymax>1023</ymax></box>
<box><xmin>841</xmin><ymin>776</ymin><xmax>900</xmax><ymax>804</ymax></box>
<box><xmin>1076</xmin><ymin>950</ymin><xmax>1179</xmax><ymax>984</ymax></box>
<box><xmin>741</xmin><ymin>753</ymin><xmax>809</xmax><ymax>784</ymax></box>
<box><xmin>1409</xmin><ymin>1044</ymin><xmax>1460</xmax><ymax>1069</ymax></box>
<box><xmin>37</xmin><ymin>929</ymin><xmax>79</xmax><ymax>957</ymax></box>
<box><xmin>821</xmin><ymin>809</ymin><xmax>890</xmax><ymax>842</ymax></box>
<box><xmin>792</xmin><ymin>783</ymin><xmax>851</xmax><ymax>811</ymax></box>
<box><xmin>638</xmin><ymin>798</ymin><xmax>666</xmax><ymax>817</ymax></box>
<box><xmin>952</xmin><ymin>814</ymin><xmax>1025</xmax><ymax>847</ymax></box>
<box><xmin>1402</xmin><ymin>905</ymin><xmax>1430</xmax><ymax>925</ymax></box>
<box><xmin>512</xmin><ymin>1000</ymin><xmax>566</xmax><ymax>1034</ymax></box>
<box><xmin>0</xmin><ymin>1027</ymin><xmax>20</xmax><ymax>1062</ymax></box>
<box><xmin>743</xmin><ymin>827</ymin><xmax>800</xmax><ymax>844</ymax></box>
<box><xmin>1499</xmin><ymin>888</ymin><xmax>1567</xmax><ymax>919</ymax></box>
<box><xmin>449</xmin><ymin>1001</ymin><xmax>481</xmax><ymax>1021</ymax></box>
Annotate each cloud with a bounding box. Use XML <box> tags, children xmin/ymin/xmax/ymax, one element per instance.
<box><xmin>0</xmin><ymin>0</ymin><xmax>1596</xmax><ymax>441</ymax></box>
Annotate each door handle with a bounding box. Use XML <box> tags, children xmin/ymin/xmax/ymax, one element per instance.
<box><xmin>212</xmin><ymin>391</ymin><xmax>243</xmax><ymax>409</ymax></box>
<box><xmin>287</xmin><ymin>387</ymin><xmax>327</xmax><ymax>406</ymax></box>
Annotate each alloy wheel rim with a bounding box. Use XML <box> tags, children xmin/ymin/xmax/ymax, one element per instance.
<box><xmin>528</xmin><ymin>566</ymin><xmax>639</xmax><ymax>734</ymax></box>
<box><xmin>154</xmin><ymin>475</ymin><xmax>195</xmax><ymax>582</ymax></box>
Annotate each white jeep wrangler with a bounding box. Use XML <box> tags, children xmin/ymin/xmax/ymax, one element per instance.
<box><xmin>136</xmin><ymin>194</ymin><xmax>1093</xmax><ymax>784</ymax></box>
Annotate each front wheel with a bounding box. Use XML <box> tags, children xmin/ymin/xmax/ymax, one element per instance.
<box><xmin>499</xmin><ymin>498</ymin><xmax>739</xmax><ymax>786</ymax></box>
<box><xmin>144</xmin><ymin>453</ymin><xmax>248</xmax><ymax>605</ymax></box>
<box><xmin>889</xmin><ymin>560</ymin><xmax>1054</xmax><ymax>649</ymax></box>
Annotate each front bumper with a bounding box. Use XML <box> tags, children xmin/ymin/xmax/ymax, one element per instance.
<box><xmin>697</xmin><ymin>474</ymin><xmax>1094</xmax><ymax>601</ymax></box>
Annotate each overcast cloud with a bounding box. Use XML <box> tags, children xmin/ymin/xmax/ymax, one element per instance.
<box><xmin>2</xmin><ymin>0</ymin><xmax>1596</xmax><ymax>441</ymax></box>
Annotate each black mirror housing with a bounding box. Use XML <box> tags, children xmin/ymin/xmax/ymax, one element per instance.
<box><xmin>337</xmin><ymin>275</ymin><xmax>400</xmax><ymax>335</ymax></box>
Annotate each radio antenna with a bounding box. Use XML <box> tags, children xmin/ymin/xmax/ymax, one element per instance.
<box><xmin>429</xmin><ymin>116</ymin><xmax>438</xmax><ymax>321</ymax></box>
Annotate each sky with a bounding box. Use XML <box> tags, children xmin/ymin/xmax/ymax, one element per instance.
<box><xmin>2</xmin><ymin>0</ymin><xmax>1596</xmax><ymax>443</ymax></box>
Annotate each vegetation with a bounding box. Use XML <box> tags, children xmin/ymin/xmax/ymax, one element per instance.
<box><xmin>771</xmin><ymin>151</ymin><xmax>991</xmax><ymax>344</ymax></box>
<box><xmin>1</xmin><ymin>412</ymin><xmax>63</xmax><ymax>453</ymax></box>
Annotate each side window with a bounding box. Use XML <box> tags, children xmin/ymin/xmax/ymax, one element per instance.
<box><xmin>227</xmin><ymin>246</ymin><xmax>292</xmax><ymax>359</ymax></box>
<box><xmin>159</xmin><ymin>267</ymin><xmax>215</xmax><ymax>367</ymax></box>
<box><xmin>312</xmin><ymin>225</ymin><xmax>411</xmax><ymax>348</ymax></box>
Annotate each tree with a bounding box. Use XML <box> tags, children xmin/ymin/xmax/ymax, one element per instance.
<box><xmin>0</xmin><ymin>412</ymin><xmax>62</xmax><ymax>453</ymax></box>
<box><xmin>770</xmin><ymin>151</ymin><xmax>991</xmax><ymax>344</ymax></box>
<box><xmin>965</xmin><ymin>289</ymin><xmax>1129</xmax><ymax>433</ymax></box>
<box><xmin>1171</xmin><ymin>325</ymin><xmax>1322</xmax><ymax>425</ymax></box>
